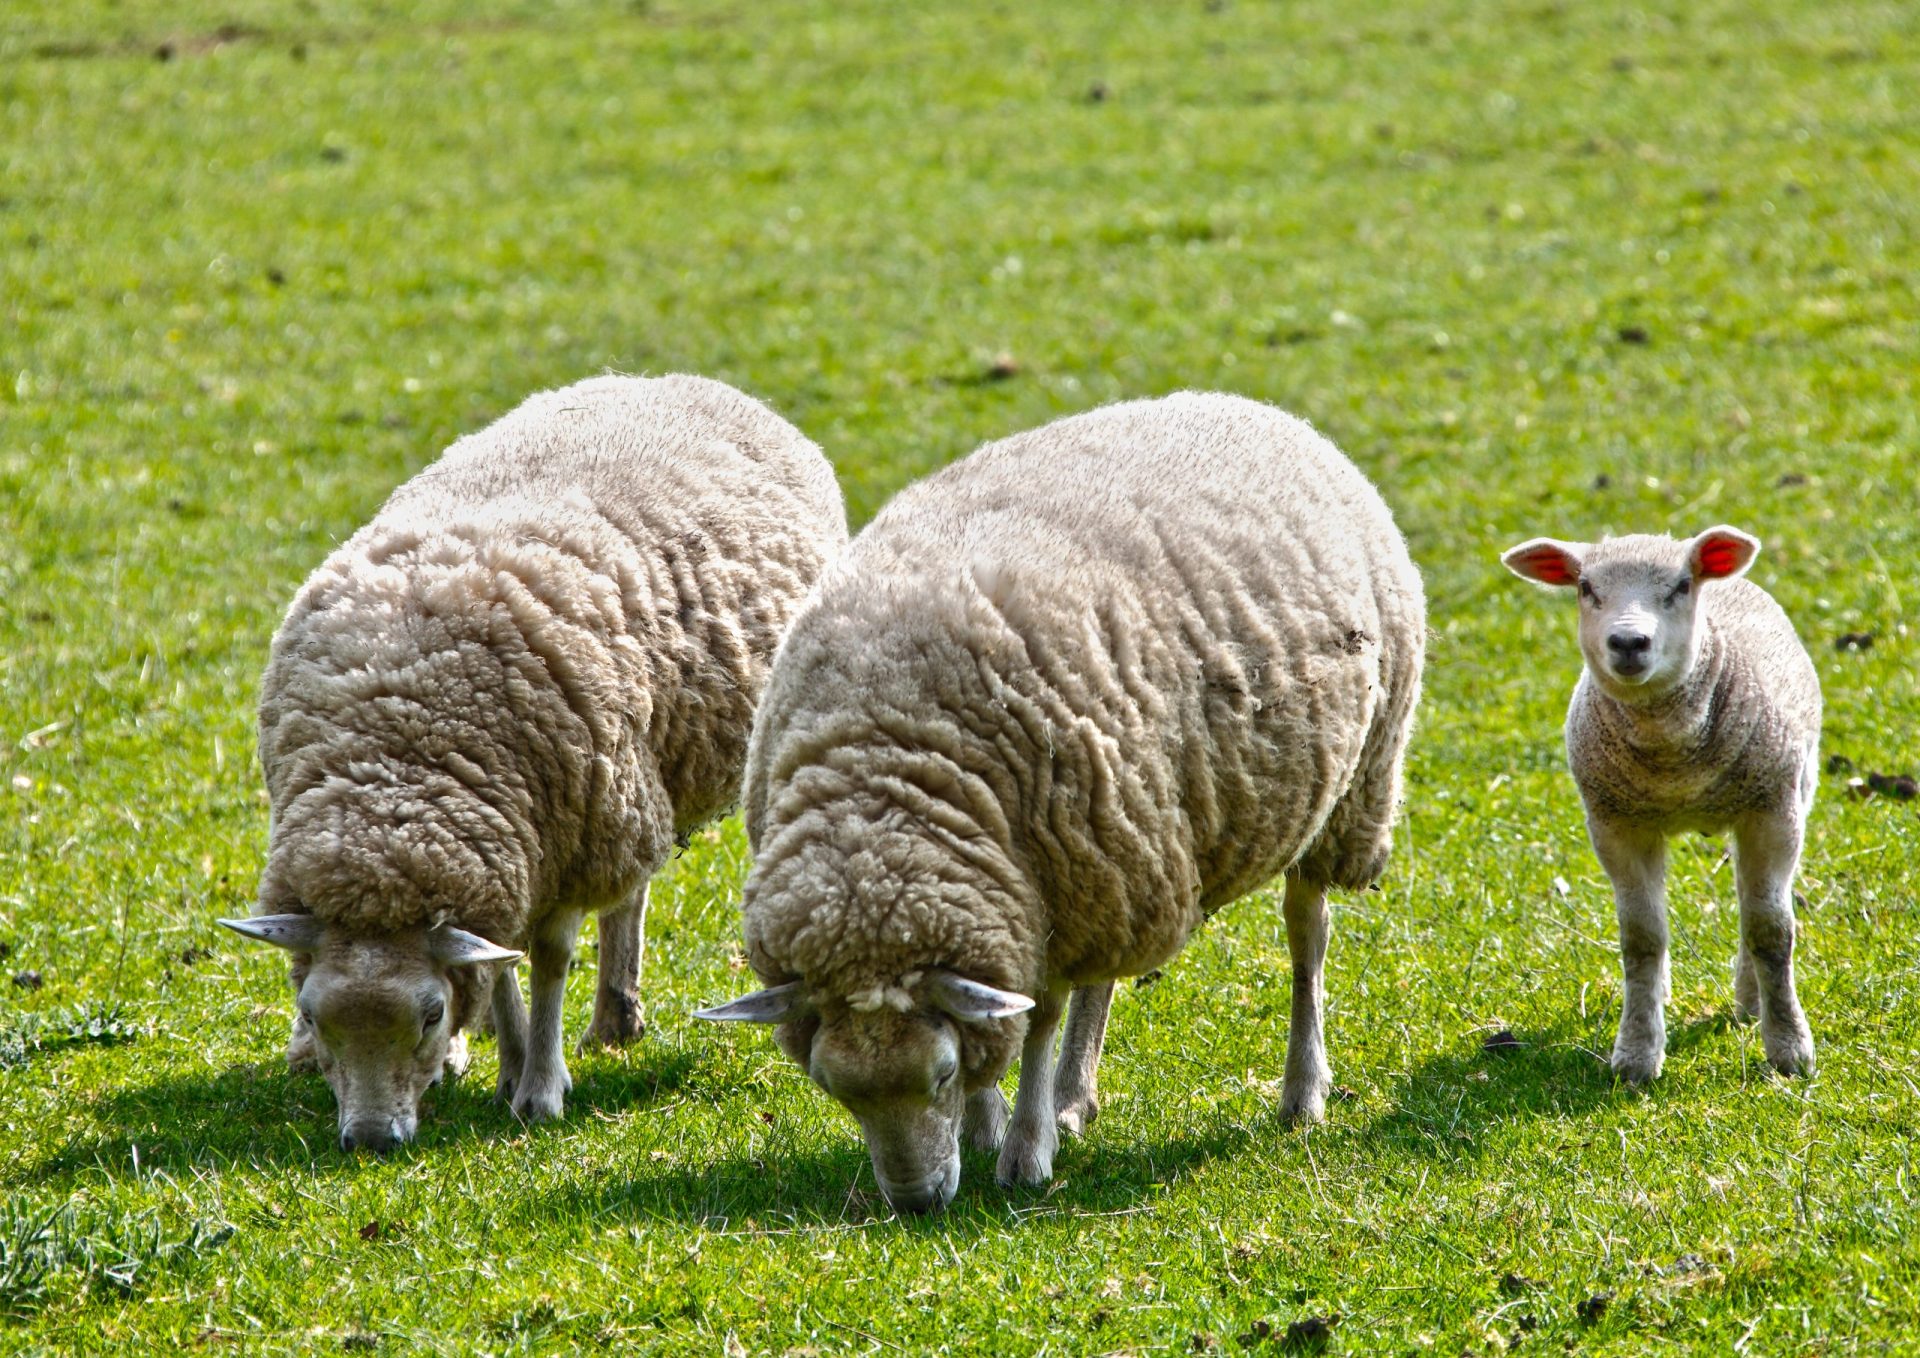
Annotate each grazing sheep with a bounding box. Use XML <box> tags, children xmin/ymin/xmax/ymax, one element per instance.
<box><xmin>222</xmin><ymin>374</ymin><xmax>847</xmax><ymax>1150</ymax></box>
<box><xmin>1501</xmin><ymin>526</ymin><xmax>1820</xmax><ymax>1084</ymax></box>
<box><xmin>698</xmin><ymin>392</ymin><xmax>1425</xmax><ymax>1212</ymax></box>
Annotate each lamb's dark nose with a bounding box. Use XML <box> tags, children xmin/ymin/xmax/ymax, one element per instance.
<box><xmin>340</xmin><ymin>1121</ymin><xmax>397</xmax><ymax>1155</ymax></box>
<box><xmin>1607</xmin><ymin>632</ymin><xmax>1652</xmax><ymax>657</ymax></box>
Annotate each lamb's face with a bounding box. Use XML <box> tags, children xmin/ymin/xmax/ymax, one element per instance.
<box><xmin>219</xmin><ymin>914</ymin><xmax>521</xmax><ymax>1152</ymax></box>
<box><xmin>1501</xmin><ymin>526</ymin><xmax>1760</xmax><ymax>701</ymax></box>
<box><xmin>806</xmin><ymin>1009</ymin><xmax>970</xmax><ymax>1214</ymax></box>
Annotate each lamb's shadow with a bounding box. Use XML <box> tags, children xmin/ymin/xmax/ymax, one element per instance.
<box><xmin>13</xmin><ymin>1043</ymin><xmax>697</xmax><ymax>1187</ymax></box>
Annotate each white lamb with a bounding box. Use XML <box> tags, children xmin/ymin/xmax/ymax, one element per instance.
<box><xmin>1501</xmin><ymin>526</ymin><xmax>1819</xmax><ymax>1083</ymax></box>
<box><xmin>222</xmin><ymin>374</ymin><xmax>847</xmax><ymax>1150</ymax></box>
<box><xmin>698</xmin><ymin>392</ymin><xmax>1425</xmax><ymax>1212</ymax></box>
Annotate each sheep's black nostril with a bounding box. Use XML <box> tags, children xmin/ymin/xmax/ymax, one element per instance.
<box><xmin>340</xmin><ymin>1131</ymin><xmax>355</xmax><ymax>1152</ymax></box>
<box><xmin>1607</xmin><ymin>632</ymin><xmax>1652</xmax><ymax>655</ymax></box>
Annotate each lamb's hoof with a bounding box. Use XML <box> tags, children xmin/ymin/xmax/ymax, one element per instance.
<box><xmin>1280</xmin><ymin>1088</ymin><xmax>1328</xmax><ymax>1126</ymax></box>
<box><xmin>578</xmin><ymin>1003</ymin><xmax>646</xmax><ymax>1052</ymax></box>
<box><xmin>1610</xmin><ymin>1044</ymin><xmax>1665</xmax><ymax>1086</ymax></box>
<box><xmin>511</xmin><ymin>1077</ymin><xmax>567</xmax><ymax>1125</ymax></box>
<box><xmin>286</xmin><ymin>1015</ymin><xmax>319</xmax><ymax>1073</ymax></box>
<box><xmin>964</xmin><ymin>1088</ymin><xmax>1009</xmax><ymax>1154</ymax></box>
<box><xmin>995</xmin><ymin>1130</ymin><xmax>1056</xmax><ymax>1189</ymax></box>
<box><xmin>1055</xmin><ymin>1095</ymin><xmax>1098</xmax><ymax>1138</ymax></box>
<box><xmin>444</xmin><ymin>1032</ymin><xmax>472</xmax><ymax>1080</ymax></box>
<box><xmin>1763</xmin><ymin>1025</ymin><xmax>1815</xmax><ymax>1078</ymax></box>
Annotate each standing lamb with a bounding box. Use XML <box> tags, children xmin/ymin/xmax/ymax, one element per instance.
<box><xmin>222</xmin><ymin>374</ymin><xmax>847</xmax><ymax>1151</ymax></box>
<box><xmin>1501</xmin><ymin>526</ymin><xmax>1819</xmax><ymax>1084</ymax></box>
<box><xmin>698</xmin><ymin>392</ymin><xmax>1425</xmax><ymax>1213</ymax></box>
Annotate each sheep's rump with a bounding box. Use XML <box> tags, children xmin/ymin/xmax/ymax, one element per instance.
<box><xmin>258</xmin><ymin>374</ymin><xmax>847</xmax><ymax>940</ymax></box>
<box><xmin>748</xmin><ymin>392</ymin><xmax>1423</xmax><ymax>985</ymax></box>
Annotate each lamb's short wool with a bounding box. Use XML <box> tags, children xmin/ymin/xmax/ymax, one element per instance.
<box><xmin>224</xmin><ymin>374</ymin><xmax>847</xmax><ymax>1149</ymax></box>
<box><xmin>1502</xmin><ymin>526</ymin><xmax>1820</xmax><ymax>1083</ymax></box>
<box><xmin>700</xmin><ymin>392</ymin><xmax>1425</xmax><ymax>1212</ymax></box>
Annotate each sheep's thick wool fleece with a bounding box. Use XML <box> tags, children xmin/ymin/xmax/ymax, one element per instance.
<box><xmin>1567</xmin><ymin>547</ymin><xmax>1820</xmax><ymax>829</ymax></box>
<box><xmin>258</xmin><ymin>375</ymin><xmax>847</xmax><ymax>946</ymax></box>
<box><xmin>742</xmin><ymin>392</ymin><xmax>1425</xmax><ymax>1001</ymax></box>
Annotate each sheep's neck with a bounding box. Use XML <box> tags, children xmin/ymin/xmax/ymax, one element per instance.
<box><xmin>1592</xmin><ymin>621</ymin><xmax>1731</xmax><ymax>759</ymax></box>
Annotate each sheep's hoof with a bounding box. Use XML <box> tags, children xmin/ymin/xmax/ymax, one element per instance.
<box><xmin>511</xmin><ymin>1077</ymin><xmax>567</xmax><ymax>1125</ymax></box>
<box><xmin>578</xmin><ymin>998</ymin><xmax>646</xmax><ymax>1051</ymax></box>
<box><xmin>285</xmin><ymin>1015</ymin><xmax>319</xmax><ymax>1073</ymax></box>
<box><xmin>995</xmin><ymin>1130</ymin><xmax>1056</xmax><ymax>1189</ymax></box>
<box><xmin>1610</xmin><ymin>1044</ymin><xmax>1665</xmax><ymax>1086</ymax></box>
<box><xmin>1732</xmin><ymin>960</ymin><xmax>1761</xmax><ymax>1024</ymax></box>
<box><xmin>964</xmin><ymin>1088</ymin><xmax>1009</xmax><ymax>1153</ymax></box>
<box><xmin>1055</xmin><ymin>1095</ymin><xmax>1098</xmax><ymax>1138</ymax></box>
<box><xmin>1763</xmin><ymin>1025</ymin><xmax>1815</xmax><ymax>1078</ymax></box>
<box><xmin>444</xmin><ymin>1032</ymin><xmax>472</xmax><ymax>1080</ymax></box>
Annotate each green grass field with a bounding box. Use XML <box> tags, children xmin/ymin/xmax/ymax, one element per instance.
<box><xmin>3</xmin><ymin>0</ymin><xmax>1917</xmax><ymax>1350</ymax></box>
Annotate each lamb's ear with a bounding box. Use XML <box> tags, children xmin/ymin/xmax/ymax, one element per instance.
<box><xmin>219</xmin><ymin>914</ymin><xmax>325</xmax><ymax>953</ymax></box>
<box><xmin>1689</xmin><ymin>525</ymin><xmax>1760</xmax><ymax>581</ymax></box>
<box><xmin>693</xmin><ymin>981</ymin><xmax>806</xmax><ymax>1024</ymax></box>
<box><xmin>926</xmin><ymin>971</ymin><xmax>1035</xmax><ymax>1024</ymax></box>
<box><xmin>1500</xmin><ymin>538</ymin><xmax>1588</xmax><ymax>587</ymax></box>
<box><xmin>426</xmin><ymin>924</ymin><xmax>523</xmax><ymax>967</ymax></box>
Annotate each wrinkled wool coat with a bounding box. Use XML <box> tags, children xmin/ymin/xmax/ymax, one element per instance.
<box><xmin>257</xmin><ymin>374</ymin><xmax>847</xmax><ymax>965</ymax></box>
<box><xmin>741</xmin><ymin>392</ymin><xmax>1424</xmax><ymax>1014</ymax></box>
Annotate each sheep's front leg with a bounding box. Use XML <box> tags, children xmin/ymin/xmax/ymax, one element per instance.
<box><xmin>1590</xmin><ymin>817</ymin><xmax>1670</xmax><ymax>1084</ymax></box>
<box><xmin>996</xmin><ymin>988</ymin><xmax>1065</xmax><ymax>1188</ymax></box>
<box><xmin>492</xmin><ymin>966</ymin><xmax>530</xmax><ymax>1104</ymax></box>
<box><xmin>1280</xmin><ymin>875</ymin><xmax>1333</xmax><ymax>1122</ymax></box>
<box><xmin>1734</xmin><ymin>812</ymin><xmax>1815</xmax><ymax>1076</ymax></box>
<box><xmin>963</xmin><ymin>1086</ymin><xmax>1009</xmax><ymax>1153</ymax></box>
<box><xmin>511</xmin><ymin>911</ymin><xmax>581</xmax><ymax>1123</ymax></box>
<box><xmin>1054</xmin><ymin>982</ymin><xmax>1114</xmax><ymax>1137</ymax></box>
<box><xmin>581</xmin><ymin>882</ymin><xmax>647</xmax><ymax>1050</ymax></box>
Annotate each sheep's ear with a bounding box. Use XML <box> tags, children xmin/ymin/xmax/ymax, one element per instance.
<box><xmin>1500</xmin><ymin>538</ymin><xmax>1587</xmax><ymax>587</ymax></box>
<box><xmin>926</xmin><ymin>972</ymin><xmax>1035</xmax><ymax>1024</ymax></box>
<box><xmin>693</xmin><ymin>981</ymin><xmax>806</xmax><ymax>1024</ymax></box>
<box><xmin>1689</xmin><ymin>525</ymin><xmax>1760</xmax><ymax>581</ymax></box>
<box><xmin>219</xmin><ymin>914</ymin><xmax>325</xmax><ymax>953</ymax></box>
<box><xmin>426</xmin><ymin>924</ymin><xmax>523</xmax><ymax>967</ymax></box>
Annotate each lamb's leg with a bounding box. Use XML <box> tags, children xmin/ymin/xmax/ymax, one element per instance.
<box><xmin>492</xmin><ymin>966</ymin><xmax>530</xmax><ymax>1104</ymax></box>
<box><xmin>1280</xmin><ymin>874</ymin><xmax>1334</xmax><ymax>1122</ymax></box>
<box><xmin>286</xmin><ymin>1010</ymin><xmax>319</xmax><ymax>1073</ymax></box>
<box><xmin>512</xmin><ymin>910</ymin><xmax>581</xmax><ymax>1123</ymax></box>
<box><xmin>1590</xmin><ymin>817</ymin><xmax>1670</xmax><ymax>1085</ymax></box>
<box><xmin>1054</xmin><ymin>982</ymin><xmax>1114</xmax><ymax>1137</ymax></box>
<box><xmin>1733</xmin><ymin>812</ymin><xmax>1815</xmax><ymax>1076</ymax></box>
<box><xmin>963</xmin><ymin>1086</ymin><xmax>1009</xmax><ymax>1153</ymax></box>
<box><xmin>581</xmin><ymin>882</ymin><xmax>647</xmax><ymax>1050</ymax></box>
<box><xmin>996</xmin><ymin>988</ymin><xmax>1065</xmax><ymax>1188</ymax></box>
<box><xmin>1732</xmin><ymin>942</ymin><xmax>1761</xmax><ymax>1023</ymax></box>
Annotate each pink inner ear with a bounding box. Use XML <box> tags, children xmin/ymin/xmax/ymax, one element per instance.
<box><xmin>1696</xmin><ymin>537</ymin><xmax>1744</xmax><ymax>578</ymax></box>
<box><xmin>1517</xmin><ymin>548</ymin><xmax>1578</xmax><ymax>585</ymax></box>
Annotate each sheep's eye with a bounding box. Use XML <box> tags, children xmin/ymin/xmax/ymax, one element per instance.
<box><xmin>932</xmin><ymin>1061</ymin><xmax>958</xmax><ymax>1092</ymax></box>
<box><xmin>421</xmin><ymin>1001</ymin><xmax>445</xmax><ymax>1031</ymax></box>
<box><xmin>1666</xmin><ymin>578</ymin><xmax>1691</xmax><ymax>605</ymax></box>
<box><xmin>1578</xmin><ymin>579</ymin><xmax>1597</xmax><ymax>603</ymax></box>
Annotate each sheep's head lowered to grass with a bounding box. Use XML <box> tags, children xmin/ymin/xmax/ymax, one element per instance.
<box><xmin>697</xmin><ymin>971</ymin><xmax>1033</xmax><ymax>1214</ymax></box>
<box><xmin>1501</xmin><ymin>525</ymin><xmax>1760</xmax><ymax>699</ymax></box>
<box><xmin>219</xmin><ymin>914</ymin><xmax>520</xmax><ymax>1152</ymax></box>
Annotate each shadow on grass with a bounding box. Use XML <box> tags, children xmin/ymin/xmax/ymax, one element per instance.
<box><xmin>10</xmin><ymin>1043</ymin><xmax>698</xmax><ymax>1187</ymax></box>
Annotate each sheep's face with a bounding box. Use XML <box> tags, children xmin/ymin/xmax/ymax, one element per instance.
<box><xmin>219</xmin><ymin>915</ymin><xmax>520</xmax><ymax>1152</ymax></box>
<box><xmin>696</xmin><ymin>972</ymin><xmax>1033</xmax><ymax>1214</ymax></box>
<box><xmin>1501</xmin><ymin>526</ymin><xmax>1760</xmax><ymax>700</ymax></box>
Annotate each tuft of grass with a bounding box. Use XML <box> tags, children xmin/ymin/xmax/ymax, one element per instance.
<box><xmin>1</xmin><ymin>0</ymin><xmax>1916</xmax><ymax>1351</ymax></box>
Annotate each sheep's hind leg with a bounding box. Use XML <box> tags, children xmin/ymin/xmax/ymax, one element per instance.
<box><xmin>1054</xmin><ymin>982</ymin><xmax>1113</xmax><ymax>1137</ymax></box>
<box><xmin>1280</xmin><ymin>875</ymin><xmax>1334</xmax><ymax>1122</ymax></box>
<box><xmin>996</xmin><ymin>989</ymin><xmax>1065</xmax><ymax>1188</ymax></box>
<box><xmin>492</xmin><ymin>967</ymin><xmax>530</xmax><ymax>1104</ymax></box>
<box><xmin>1590</xmin><ymin>817</ymin><xmax>1670</xmax><ymax>1085</ymax></box>
<box><xmin>581</xmin><ymin>882</ymin><xmax>647</xmax><ymax>1050</ymax></box>
<box><xmin>1734</xmin><ymin>812</ymin><xmax>1815</xmax><ymax>1077</ymax></box>
<box><xmin>512</xmin><ymin>910</ymin><xmax>582</xmax><ymax>1123</ymax></box>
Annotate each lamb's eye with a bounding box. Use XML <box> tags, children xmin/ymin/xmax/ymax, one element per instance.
<box><xmin>1666</xmin><ymin>578</ymin><xmax>1691</xmax><ymax>605</ymax></box>
<box><xmin>421</xmin><ymin>1000</ymin><xmax>445</xmax><ymax>1031</ymax></box>
<box><xmin>1578</xmin><ymin>579</ymin><xmax>1597</xmax><ymax>603</ymax></box>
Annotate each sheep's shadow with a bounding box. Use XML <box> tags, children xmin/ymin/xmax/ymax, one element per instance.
<box><xmin>12</xmin><ymin>1042</ymin><xmax>697</xmax><ymax>1187</ymax></box>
